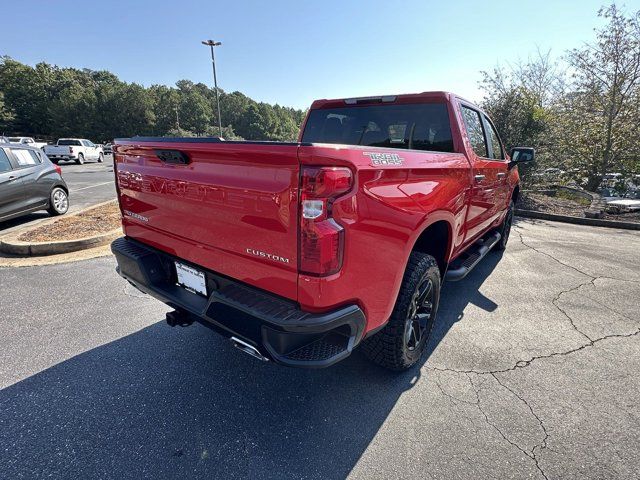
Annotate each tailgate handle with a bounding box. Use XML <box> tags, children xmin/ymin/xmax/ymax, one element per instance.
<box><xmin>154</xmin><ymin>149</ymin><xmax>190</xmax><ymax>165</ymax></box>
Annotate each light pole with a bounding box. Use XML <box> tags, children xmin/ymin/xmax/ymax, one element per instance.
<box><xmin>202</xmin><ymin>39</ymin><xmax>223</xmax><ymax>137</ymax></box>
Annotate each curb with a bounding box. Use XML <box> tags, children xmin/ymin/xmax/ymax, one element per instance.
<box><xmin>0</xmin><ymin>200</ymin><xmax>121</xmax><ymax>257</ymax></box>
<box><xmin>515</xmin><ymin>209</ymin><xmax>640</xmax><ymax>231</ymax></box>
<box><xmin>0</xmin><ymin>229</ymin><xmax>121</xmax><ymax>256</ymax></box>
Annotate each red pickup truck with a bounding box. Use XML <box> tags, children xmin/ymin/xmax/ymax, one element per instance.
<box><xmin>111</xmin><ymin>92</ymin><xmax>533</xmax><ymax>370</ymax></box>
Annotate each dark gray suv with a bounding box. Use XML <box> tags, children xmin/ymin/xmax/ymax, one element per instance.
<box><xmin>0</xmin><ymin>145</ymin><xmax>69</xmax><ymax>223</ymax></box>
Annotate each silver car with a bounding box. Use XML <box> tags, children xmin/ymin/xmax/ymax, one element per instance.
<box><xmin>0</xmin><ymin>144</ymin><xmax>69</xmax><ymax>222</ymax></box>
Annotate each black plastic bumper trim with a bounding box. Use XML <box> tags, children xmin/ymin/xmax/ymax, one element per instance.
<box><xmin>111</xmin><ymin>237</ymin><xmax>366</xmax><ymax>368</ymax></box>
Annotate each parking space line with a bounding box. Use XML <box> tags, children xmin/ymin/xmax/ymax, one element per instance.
<box><xmin>72</xmin><ymin>181</ymin><xmax>114</xmax><ymax>192</ymax></box>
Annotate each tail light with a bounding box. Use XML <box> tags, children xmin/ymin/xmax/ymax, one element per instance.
<box><xmin>299</xmin><ymin>166</ymin><xmax>353</xmax><ymax>276</ymax></box>
<box><xmin>53</xmin><ymin>164</ymin><xmax>62</xmax><ymax>176</ymax></box>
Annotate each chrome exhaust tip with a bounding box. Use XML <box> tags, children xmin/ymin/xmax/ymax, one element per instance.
<box><xmin>230</xmin><ymin>337</ymin><xmax>269</xmax><ymax>362</ymax></box>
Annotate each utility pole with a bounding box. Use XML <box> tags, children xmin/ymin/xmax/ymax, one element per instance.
<box><xmin>201</xmin><ymin>39</ymin><xmax>223</xmax><ymax>137</ymax></box>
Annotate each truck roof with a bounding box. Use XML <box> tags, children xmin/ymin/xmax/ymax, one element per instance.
<box><xmin>309</xmin><ymin>91</ymin><xmax>478</xmax><ymax>110</ymax></box>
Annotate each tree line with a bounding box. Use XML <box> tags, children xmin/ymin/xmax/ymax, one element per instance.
<box><xmin>480</xmin><ymin>4</ymin><xmax>640</xmax><ymax>191</ymax></box>
<box><xmin>0</xmin><ymin>58</ymin><xmax>306</xmax><ymax>142</ymax></box>
<box><xmin>1</xmin><ymin>3</ymin><xmax>638</xmax><ymax>192</ymax></box>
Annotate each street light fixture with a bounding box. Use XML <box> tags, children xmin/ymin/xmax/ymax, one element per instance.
<box><xmin>202</xmin><ymin>39</ymin><xmax>223</xmax><ymax>137</ymax></box>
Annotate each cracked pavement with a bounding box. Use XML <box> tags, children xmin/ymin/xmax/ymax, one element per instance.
<box><xmin>1</xmin><ymin>218</ymin><xmax>639</xmax><ymax>479</ymax></box>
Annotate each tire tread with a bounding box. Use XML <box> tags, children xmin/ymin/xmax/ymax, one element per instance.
<box><xmin>360</xmin><ymin>252</ymin><xmax>440</xmax><ymax>371</ymax></box>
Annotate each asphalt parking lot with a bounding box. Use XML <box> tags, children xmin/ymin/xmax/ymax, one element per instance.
<box><xmin>0</xmin><ymin>154</ymin><xmax>116</xmax><ymax>234</ymax></box>
<box><xmin>0</xmin><ymin>219</ymin><xmax>638</xmax><ymax>479</ymax></box>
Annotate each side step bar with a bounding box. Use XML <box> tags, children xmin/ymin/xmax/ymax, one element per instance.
<box><xmin>445</xmin><ymin>231</ymin><xmax>501</xmax><ymax>282</ymax></box>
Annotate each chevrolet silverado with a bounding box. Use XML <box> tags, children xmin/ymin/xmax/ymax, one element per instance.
<box><xmin>111</xmin><ymin>92</ymin><xmax>534</xmax><ymax>370</ymax></box>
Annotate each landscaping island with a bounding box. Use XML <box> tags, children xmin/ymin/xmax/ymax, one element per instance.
<box><xmin>17</xmin><ymin>201</ymin><xmax>121</xmax><ymax>243</ymax></box>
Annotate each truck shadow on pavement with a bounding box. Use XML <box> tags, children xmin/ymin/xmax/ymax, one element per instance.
<box><xmin>0</xmin><ymin>255</ymin><xmax>503</xmax><ymax>479</ymax></box>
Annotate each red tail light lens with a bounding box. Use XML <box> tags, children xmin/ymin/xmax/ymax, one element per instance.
<box><xmin>299</xmin><ymin>167</ymin><xmax>352</xmax><ymax>276</ymax></box>
<box><xmin>54</xmin><ymin>164</ymin><xmax>62</xmax><ymax>176</ymax></box>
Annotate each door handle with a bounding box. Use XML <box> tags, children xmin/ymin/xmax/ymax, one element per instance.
<box><xmin>8</xmin><ymin>175</ymin><xmax>17</xmax><ymax>181</ymax></box>
<box><xmin>474</xmin><ymin>174</ymin><xmax>485</xmax><ymax>182</ymax></box>
<box><xmin>497</xmin><ymin>172</ymin><xmax>506</xmax><ymax>179</ymax></box>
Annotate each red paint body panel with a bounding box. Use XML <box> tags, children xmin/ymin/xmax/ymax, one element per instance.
<box><xmin>113</xmin><ymin>91</ymin><xmax>519</xmax><ymax>335</ymax></box>
<box><xmin>115</xmin><ymin>141</ymin><xmax>300</xmax><ymax>300</ymax></box>
<box><xmin>296</xmin><ymin>145</ymin><xmax>471</xmax><ymax>331</ymax></box>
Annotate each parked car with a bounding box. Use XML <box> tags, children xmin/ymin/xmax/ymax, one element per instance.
<box><xmin>103</xmin><ymin>143</ymin><xmax>113</xmax><ymax>155</ymax></box>
<box><xmin>0</xmin><ymin>144</ymin><xmax>69</xmax><ymax>223</ymax></box>
<box><xmin>111</xmin><ymin>91</ymin><xmax>534</xmax><ymax>371</ymax></box>
<box><xmin>533</xmin><ymin>167</ymin><xmax>565</xmax><ymax>182</ymax></box>
<box><xmin>7</xmin><ymin>137</ymin><xmax>48</xmax><ymax>149</ymax></box>
<box><xmin>599</xmin><ymin>187</ymin><xmax>623</xmax><ymax>202</ymax></box>
<box><xmin>43</xmin><ymin>138</ymin><xmax>104</xmax><ymax>165</ymax></box>
<box><xmin>605</xmin><ymin>198</ymin><xmax>640</xmax><ymax>213</ymax></box>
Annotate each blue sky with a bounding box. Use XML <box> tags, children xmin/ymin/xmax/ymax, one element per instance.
<box><xmin>2</xmin><ymin>0</ymin><xmax>635</xmax><ymax>109</ymax></box>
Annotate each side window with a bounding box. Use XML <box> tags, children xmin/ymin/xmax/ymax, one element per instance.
<box><xmin>461</xmin><ymin>106</ymin><xmax>488</xmax><ymax>157</ymax></box>
<box><xmin>11</xmin><ymin>149</ymin><xmax>39</xmax><ymax>166</ymax></box>
<box><xmin>0</xmin><ymin>149</ymin><xmax>13</xmax><ymax>173</ymax></box>
<box><xmin>484</xmin><ymin>116</ymin><xmax>504</xmax><ymax>160</ymax></box>
<box><xmin>28</xmin><ymin>150</ymin><xmax>43</xmax><ymax>164</ymax></box>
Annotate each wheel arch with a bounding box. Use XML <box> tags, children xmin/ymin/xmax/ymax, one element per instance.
<box><xmin>511</xmin><ymin>184</ymin><xmax>520</xmax><ymax>204</ymax></box>
<box><xmin>52</xmin><ymin>182</ymin><xmax>69</xmax><ymax>195</ymax></box>
<box><xmin>409</xmin><ymin>216</ymin><xmax>455</xmax><ymax>277</ymax></box>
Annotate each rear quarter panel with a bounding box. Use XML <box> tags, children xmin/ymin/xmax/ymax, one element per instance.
<box><xmin>297</xmin><ymin>144</ymin><xmax>471</xmax><ymax>332</ymax></box>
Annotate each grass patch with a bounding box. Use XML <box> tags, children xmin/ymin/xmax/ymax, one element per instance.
<box><xmin>555</xmin><ymin>189</ymin><xmax>591</xmax><ymax>206</ymax></box>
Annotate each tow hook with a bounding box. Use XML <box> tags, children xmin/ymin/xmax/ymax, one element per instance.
<box><xmin>166</xmin><ymin>310</ymin><xmax>194</xmax><ymax>327</ymax></box>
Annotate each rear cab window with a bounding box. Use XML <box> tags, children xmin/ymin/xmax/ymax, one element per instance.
<box><xmin>58</xmin><ymin>139</ymin><xmax>81</xmax><ymax>146</ymax></box>
<box><xmin>301</xmin><ymin>103</ymin><xmax>454</xmax><ymax>153</ymax></box>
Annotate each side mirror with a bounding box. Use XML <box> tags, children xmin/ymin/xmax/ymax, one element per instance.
<box><xmin>509</xmin><ymin>147</ymin><xmax>535</xmax><ymax>168</ymax></box>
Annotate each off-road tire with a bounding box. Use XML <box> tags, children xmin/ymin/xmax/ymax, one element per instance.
<box><xmin>495</xmin><ymin>200</ymin><xmax>514</xmax><ymax>250</ymax></box>
<box><xmin>76</xmin><ymin>153</ymin><xmax>84</xmax><ymax>165</ymax></box>
<box><xmin>360</xmin><ymin>252</ymin><xmax>441</xmax><ymax>371</ymax></box>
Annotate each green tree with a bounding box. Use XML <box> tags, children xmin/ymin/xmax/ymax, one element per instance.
<box><xmin>150</xmin><ymin>85</ymin><xmax>181</xmax><ymax>134</ymax></box>
<box><xmin>179</xmin><ymin>89</ymin><xmax>212</xmax><ymax>134</ymax></box>
<box><xmin>0</xmin><ymin>57</ymin><xmax>305</xmax><ymax>141</ymax></box>
<box><xmin>0</xmin><ymin>91</ymin><xmax>15</xmax><ymax>133</ymax></box>
<box><xmin>566</xmin><ymin>4</ymin><xmax>640</xmax><ymax>190</ymax></box>
<box><xmin>480</xmin><ymin>50</ymin><xmax>562</xmax><ymax>184</ymax></box>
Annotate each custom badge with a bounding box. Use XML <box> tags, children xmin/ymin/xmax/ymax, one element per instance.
<box><xmin>246</xmin><ymin>248</ymin><xmax>290</xmax><ymax>264</ymax></box>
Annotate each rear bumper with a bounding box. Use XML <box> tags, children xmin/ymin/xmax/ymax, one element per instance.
<box><xmin>111</xmin><ymin>237</ymin><xmax>366</xmax><ymax>368</ymax></box>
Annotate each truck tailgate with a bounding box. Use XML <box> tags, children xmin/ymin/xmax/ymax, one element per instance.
<box><xmin>114</xmin><ymin>139</ymin><xmax>300</xmax><ymax>300</ymax></box>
